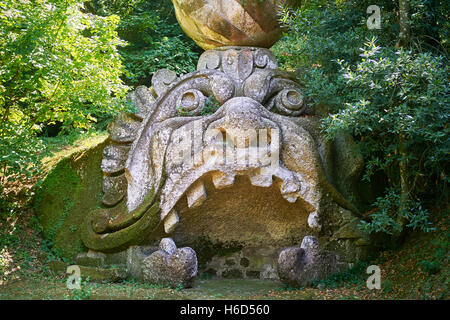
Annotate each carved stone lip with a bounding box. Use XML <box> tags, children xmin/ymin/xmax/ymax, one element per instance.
<box><xmin>81</xmin><ymin>42</ymin><xmax>365</xmax><ymax>258</ymax></box>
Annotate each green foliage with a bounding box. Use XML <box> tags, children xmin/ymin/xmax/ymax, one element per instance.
<box><xmin>418</xmin><ymin>234</ymin><xmax>449</xmax><ymax>274</ymax></box>
<box><xmin>274</xmin><ymin>0</ymin><xmax>448</xmax><ymax>74</ymax></box>
<box><xmin>419</xmin><ymin>260</ymin><xmax>441</xmax><ymax>275</ymax></box>
<box><xmin>0</xmin><ymin>121</ymin><xmax>46</xmax><ymax>219</ymax></box>
<box><xmin>323</xmin><ymin>41</ymin><xmax>448</xmax><ymax>234</ymax></box>
<box><xmin>0</xmin><ymin>0</ymin><xmax>130</xmax><ymax>208</ymax></box>
<box><xmin>359</xmin><ymin>188</ymin><xmax>434</xmax><ymax>234</ymax></box>
<box><xmin>69</xmin><ymin>277</ymin><xmax>93</xmax><ymax>300</ymax></box>
<box><xmin>275</xmin><ymin>1</ymin><xmax>449</xmax><ymax>236</ymax></box>
<box><xmin>274</xmin><ymin>0</ymin><xmax>397</xmax><ymax>75</ymax></box>
<box><xmin>383</xmin><ymin>279</ymin><xmax>394</xmax><ymax>293</ymax></box>
<box><xmin>0</xmin><ymin>122</ymin><xmax>46</xmax><ymax>182</ymax></box>
<box><xmin>91</xmin><ymin>0</ymin><xmax>199</xmax><ymax>86</ymax></box>
<box><xmin>408</xmin><ymin>0</ymin><xmax>449</xmax><ymax>55</ymax></box>
<box><xmin>312</xmin><ymin>261</ymin><xmax>369</xmax><ymax>289</ymax></box>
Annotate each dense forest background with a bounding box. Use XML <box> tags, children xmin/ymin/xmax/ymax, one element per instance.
<box><xmin>0</xmin><ymin>0</ymin><xmax>448</xmax><ymax>243</ymax></box>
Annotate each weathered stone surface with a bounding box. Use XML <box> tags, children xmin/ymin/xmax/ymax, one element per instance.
<box><xmin>126</xmin><ymin>245</ymin><xmax>158</xmax><ymax>280</ymax></box>
<box><xmin>102</xmin><ymin>175</ymin><xmax>127</xmax><ymax>207</ymax></box>
<box><xmin>80</xmin><ymin>45</ymin><xmax>369</xmax><ymax>282</ymax></box>
<box><xmin>142</xmin><ymin>238</ymin><xmax>198</xmax><ymax>288</ymax></box>
<box><xmin>76</xmin><ymin>250</ymin><xmax>106</xmax><ymax>267</ymax></box>
<box><xmin>164</xmin><ymin>209</ymin><xmax>180</xmax><ymax>234</ymax></box>
<box><xmin>332</xmin><ymin>134</ymin><xmax>365</xmax><ymax>205</ymax></box>
<box><xmin>171</xmin><ymin>0</ymin><xmax>293</xmax><ymax>50</ymax></box>
<box><xmin>102</xmin><ymin>174</ymin><xmax>127</xmax><ymax>207</ymax></box>
<box><xmin>186</xmin><ymin>180</ymin><xmax>207</xmax><ymax>208</ymax></box>
<box><xmin>39</xmin><ymin>0</ymin><xmax>371</xmax><ymax>283</ymax></box>
<box><xmin>127</xmin><ymin>85</ymin><xmax>156</xmax><ymax>119</ymax></box>
<box><xmin>177</xmin><ymin>89</ymin><xmax>206</xmax><ymax>115</ymax></box>
<box><xmin>100</xmin><ymin>144</ymin><xmax>130</xmax><ymax>175</ymax></box>
<box><xmin>152</xmin><ymin>69</ymin><xmax>179</xmax><ymax>97</ymax></box>
<box><xmin>107</xmin><ymin>113</ymin><xmax>140</xmax><ymax>143</ymax></box>
<box><xmin>277</xmin><ymin>236</ymin><xmax>338</xmax><ymax>287</ymax></box>
<box><xmin>81</xmin><ymin>195</ymin><xmax>161</xmax><ymax>253</ymax></box>
<box><xmin>333</xmin><ymin>218</ymin><xmax>366</xmax><ymax>240</ymax></box>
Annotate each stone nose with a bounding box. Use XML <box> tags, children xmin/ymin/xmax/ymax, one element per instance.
<box><xmin>219</xmin><ymin>97</ymin><xmax>267</xmax><ymax>131</ymax></box>
<box><xmin>205</xmin><ymin>97</ymin><xmax>278</xmax><ymax>150</ymax></box>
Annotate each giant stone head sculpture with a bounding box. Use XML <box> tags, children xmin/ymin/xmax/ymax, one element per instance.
<box><xmin>77</xmin><ymin>0</ymin><xmax>371</xmax><ymax>284</ymax></box>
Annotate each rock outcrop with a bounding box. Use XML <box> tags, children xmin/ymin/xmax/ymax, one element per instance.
<box><xmin>277</xmin><ymin>236</ymin><xmax>339</xmax><ymax>287</ymax></box>
<box><xmin>142</xmin><ymin>238</ymin><xmax>198</xmax><ymax>288</ymax></box>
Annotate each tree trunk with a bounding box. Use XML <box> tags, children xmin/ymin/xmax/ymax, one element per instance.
<box><xmin>394</xmin><ymin>0</ymin><xmax>411</xmax><ymax>243</ymax></box>
<box><xmin>395</xmin><ymin>134</ymin><xmax>410</xmax><ymax>241</ymax></box>
<box><xmin>399</xmin><ymin>0</ymin><xmax>411</xmax><ymax>47</ymax></box>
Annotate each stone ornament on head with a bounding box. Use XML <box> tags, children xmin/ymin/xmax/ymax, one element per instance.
<box><xmin>171</xmin><ymin>0</ymin><xmax>301</xmax><ymax>50</ymax></box>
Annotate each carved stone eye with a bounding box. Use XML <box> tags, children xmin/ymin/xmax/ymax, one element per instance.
<box><xmin>274</xmin><ymin>88</ymin><xmax>306</xmax><ymax>116</ymax></box>
<box><xmin>176</xmin><ymin>89</ymin><xmax>206</xmax><ymax>116</ymax></box>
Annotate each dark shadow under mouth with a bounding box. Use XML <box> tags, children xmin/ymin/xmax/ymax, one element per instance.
<box><xmin>169</xmin><ymin>172</ymin><xmax>314</xmax><ymax>247</ymax></box>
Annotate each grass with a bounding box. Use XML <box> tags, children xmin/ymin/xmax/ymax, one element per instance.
<box><xmin>41</xmin><ymin>131</ymin><xmax>108</xmax><ymax>171</ymax></box>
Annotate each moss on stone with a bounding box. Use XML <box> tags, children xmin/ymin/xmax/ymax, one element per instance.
<box><xmin>80</xmin><ymin>193</ymin><xmax>161</xmax><ymax>253</ymax></box>
<box><xmin>34</xmin><ymin>135</ymin><xmax>108</xmax><ymax>261</ymax></box>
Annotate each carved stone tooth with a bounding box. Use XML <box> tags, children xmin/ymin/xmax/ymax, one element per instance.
<box><xmin>280</xmin><ymin>179</ymin><xmax>301</xmax><ymax>203</ymax></box>
<box><xmin>280</xmin><ymin>179</ymin><xmax>301</xmax><ymax>195</ymax></box>
<box><xmin>164</xmin><ymin>210</ymin><xmax>179</xmax><ymax>234</ymax></box>
<box><xmin>186</xmin><ymin>180</ymin><xmax>207</xmax><ymax>208</ymax></box>
<box><xmin>282</xmin><ymin>193</ymin><xmax>300</xmax><ymax>203</ymax></box>
<box><xmin>249</xmin><ymin>170</ymin><xmax>273</xmax><ymax>187</ymax></box>
<box><xmin>211</xmin><ymin>171</ymin><xmax>235</xmax><ymax>189</ymax></box>
<box><xmin>308</xmin><ymin>211</ymin><xmax>322</xmax><ymax>231</ymax></box>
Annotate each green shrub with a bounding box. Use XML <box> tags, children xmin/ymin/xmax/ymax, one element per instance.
<box><xmin>69</xmin><ymin>277</ymin><xmax>93</xmax><ymax>300</ymax></box>
<box><xmin>274</xmin><ymin>0</ymin><xmax>448</xmax><ymax>75</ymax></box>
<box><xmin>274</xmin><ymin>1</ymin><xmax>449</xmax><ymax>236</ymax></box>
<box><xmin>323</xmin><ymin>41</ymin><xmax>448</xmax><ymax>234</ymax></box>
<box><xmin>312</xmin><ymin>261</ymin><xmax>369</xmax><ymax>289</ymax></box>
<box><xmin>419</xmin><ymin>260</ymin><xmax>441</xmax><ymax>275</ymax></box>
<box><xmin>273</xmin><ymin>0</ymin><xmax>397</xmax><ymax>75</ymax></box>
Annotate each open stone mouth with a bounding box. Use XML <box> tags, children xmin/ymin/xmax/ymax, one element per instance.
<box><xmin>143</xmin><ymin>97</ymin><xmax>320</xmax><ymax>239</ymax></box>
<box><xmin>167</xmin><ymin>172</ymin><xmax>315</xmax><ymax>246</ymax></box>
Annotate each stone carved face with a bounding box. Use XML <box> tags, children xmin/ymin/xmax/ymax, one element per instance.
<box><xmin>81</xmin><ymin>47</ymin><xmax>362</xmax><ymax>258</ymax></box>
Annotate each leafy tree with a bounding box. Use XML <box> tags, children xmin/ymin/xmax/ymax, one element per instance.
<box><xmin>0</xmin><ymin>0</ymin><xmax>130</xmax><ymax>209</ymax></box>
<box><xmin>89</xmin><ymin>0</ymin><xmax>200</xmax><ymax>86</ymax></box>
<box><xmin>323</xmin><ymin>41</ymin><xmax>448</xmax><ymax>235</ymax></box>
<box><xmin>274</xmin><ymin>0</ymin><xmax>449</xmax><ymax>237</ymax></box>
